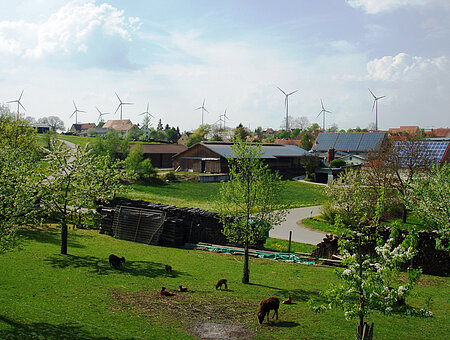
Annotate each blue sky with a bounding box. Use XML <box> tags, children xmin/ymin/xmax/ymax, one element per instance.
<box><xmin>0</xmin><ymin>0</ymin><xmax>449</xmax><ymax>131</ymax></box>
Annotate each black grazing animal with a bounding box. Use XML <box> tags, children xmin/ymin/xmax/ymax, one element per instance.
<box><xmin>258</xmin><ymin>297</ymin><xmax>280</xmax><ymax>324</ymax></box>
<box><xmin>165</xmin><ymin>264</ymin><xmax>173</xmax><ymax>274</ymax></box>
<box><xmin>109</xmin><ymin>254</ymin><xmax>125</xmax><ymax>269</ymax></box>
<box><xmin>215</xmin><ymin>278</ymin><xmax>228</xmax><ymax>290</ymax></box>
<box><xmin>178</xmin><ymin>285</ymin><xmax>188</xmax><ymax>292</ymax></box>
<box><xmin>160</xmin><ymin>287</ymin><xmax>176</xmax><ymax>296</ymax></box>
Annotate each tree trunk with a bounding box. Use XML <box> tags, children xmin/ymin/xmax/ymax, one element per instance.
<box><xmin>242</xmin><ymin>243</ymin><xmax>250</xmax><ymax>284</ymax></box>
<box><xmin>402</xmin><ymin>204</ymin><xmax>407</xmax><ymax>224</ymax></box>
<box><xmin>61</xmin><ymin>221</ymin><xmax>68</xmax><ymax>255</ymax></box>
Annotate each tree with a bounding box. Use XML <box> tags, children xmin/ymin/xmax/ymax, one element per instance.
<box><xmin>38</xmin><ymin>141</ymin><xmax>122</xmax><ymax>255</ymax></box>
<box><xmin>327</xmin><ymin>123</ymin><xmax>339</xmax><ymax>133</ymax></box>
<box><xmin>38</xmin><ymin>116</ymin><xmax>65</xmax><ymax>132</ymax></box>
<box><xmin>407</xmin><ymin>162</ymin><xmax>450</xmax><ymax>250</ymax></box>
<box><xmin>216</xmin><ymin>138</ymin><xmax>289</xmax><ymax>283</ymax></box>
<box><xmin>157</xmin><ymin>119</ymin><xmax>163</xmax><ymax>131</ymax></box>
<box><xmin>0</xmin><ymin>106</ymin><xmax>39</xmax><ymax>155</ymax></box>
<box><xmin>89</xmin><ymin>129</ymin><xmax>129</xmax><ymax>161</ymax></box>
<box><xmin>233</xmin><ymin>123</ymin><xmax>251</xmax><ymax>141</ymax></box>
<box><xmin>186</xmin><ymin>125</ymin><xmax>211</xmax><ymax>147</ymax></box>
<box><xmin>300</xmin><ymin>154</ymin><xmax>321</xmax><ymax>180</ymax></box>
<box><xmin>311</xmin><ymin>184</ymin><xmax>431</xmax><ymax>340</ymax></box>
<box><xmin>0</xmin><ymin>147</ymin><xmax>38</xmax><ymax>253</ymax></box>
<box><xmin>125</xmin><ymin>144</ymin><xmax>157</xmax><ymax>181</ymax></box>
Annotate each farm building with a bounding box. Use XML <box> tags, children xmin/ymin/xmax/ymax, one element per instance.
<box><xmin>312</xmin><ymin>132</ymin><xmax>386</xmax><ymax>165</ymax></box>
<box><xmin>130</xmin><ymin>143</ymin><xmax>187</xmax><ymax>168</ymax></box>
<box><xmin>69</xmin><ymin>123</ymin><xmax>95</xmax><ymax>135</ymax></box>
<box><xmin>172</xmin><ymin>141</ymin><xmax>310</xmax><ymax>174</ymax></box>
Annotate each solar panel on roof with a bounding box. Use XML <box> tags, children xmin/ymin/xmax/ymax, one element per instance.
<box><xmin>312</xmin><ymin>133</ymin><xmax>339</xmax><ymax>151</ymax></box>
<box><xmin>334</xmin><ymin>133</ymin><xmax>363</xmax><ymax>151</ymax></box>
<box><xmin>393</xmin><ymin>141</ymin><xmax>449</xmax><ymax>167</ymax></box>
<box><xmin>358</xmin><ymin>132</ymin><xmax>385</xmax><ymax>151</ymax></box>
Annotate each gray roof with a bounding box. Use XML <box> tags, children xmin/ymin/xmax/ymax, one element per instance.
<box><xmin>201</xmin><ymin>142</ymin><xmax>310</xmax><ymax>159</ymax></box>
<box><xmin>312</xmin><ymin>132</ymin><xmax>386</xmax><ymax>152</ymax></box>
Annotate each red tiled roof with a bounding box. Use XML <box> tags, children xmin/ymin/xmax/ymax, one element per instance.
<box><xmin>103</xmin><ymin>120</ymin><xmax>135</xmax><ymax>131</ymax></box>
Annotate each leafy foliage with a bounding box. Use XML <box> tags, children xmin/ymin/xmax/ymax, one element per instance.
<box><xmin>407</xmin><ymin>162</ymin><xmax>450</xmax><ymax>250</ymax></box>
<box><xmin>125</xmin><ymin>144</ymin><xmax>157</xmax><ymax>181</ymax></box>
<box><xmin>38</xmin><ymin>141</ymin><xmax>122</xmax><ymax>254</ymax></box>
<box><xmin>216</xmin><ymin>138</ymin><xmax>289</xmax><ymax>283</ymax></box>
<box><xmin>0</xmin><ymin>147</ymin><xmax>38</xmax><ymax>253</ymax></box>
<box><xmin>186</xmin><ymin>125</ymin><xmax>211</xmax><ymax>147</ymax></box>
<box><xmin>89</xmin><ymin>129</ymin><xmax>130</xmax><ymax>161</ymax></box>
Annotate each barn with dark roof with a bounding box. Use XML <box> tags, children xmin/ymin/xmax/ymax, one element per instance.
<box><xmin>172</xmin><ymin>141</ymin><xmax>310</xmax><ymax>174</ymax></box>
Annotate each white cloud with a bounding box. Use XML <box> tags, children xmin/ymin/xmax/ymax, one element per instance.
<box><xmin>0</xmin><ymin>0</ymin><xmax>139</xmax><ymax>61</ymax></box>
<box><xmin>367</xmin><ymin>53</ymin><xmax>448</xmax><ymax>81</ymax></box>
<box><xmin>346</xmin><ymin>0</ymin><xmax>448</xmax><ymax>14</ymax></box>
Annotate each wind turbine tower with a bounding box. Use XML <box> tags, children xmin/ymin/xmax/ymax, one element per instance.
<box><xmin>317</xmin><ymin>99</ymin><xmax>332</xmax><ymax>131</ymax></box>
<box><xmin>277</xmin><ymin>86</ymin><xmax>298</xmax><ymax>130</ymax></box>
<box><xmin>195</xmin><ymin>99</ymin><xmax>209</xmax><ymax>126</ymax></box>
<box><xmin>70</xmin><ymin>101</ymin><xmax>86</xmax><ymax>124</ymax></box>
<box><xmin>114</xmin><ymin>92</ymin><xmax>133</xmax><ymax>120</ymax></box>
<box><xmin>7</xmin><ymin>90</ymin><xmax>26</xmax><ymax>120</ymax></box>
<box><xmin>368</xmin><ymin>88</ymin><xmax>386</xmax><ymax>131</ymax></box>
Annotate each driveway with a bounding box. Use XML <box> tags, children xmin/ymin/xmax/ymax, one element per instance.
<box><xmin>269</xmin><ymin>205</ymin><xmax>326</xmax><ymax>245</ymax></box>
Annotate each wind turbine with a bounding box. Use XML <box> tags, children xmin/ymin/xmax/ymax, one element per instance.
<box><xmin>222</xmin><ymin>108</ymin><xmax>229</xmax><ymax>130</ymax></box>
<box><xmin>70</xmin><ymin>101</ymin><xmax>85</xmax><ymax>124</ymax></box>
<box><xmin>114</xmin><ymin>92</ymin><xmax>133</xmax><ymax>120</ymax></box>
<box><xmin>96</xmin><ymin>107</ymin><xmax>110</xmax><ymax>123</ymax></box>
<box><xmin>368</xmin><ymin>88</ymin><xmax>386</xmax><ymax>131</ymax></box>
<box><xmin>139</xmin><ymin>103</ymin><xmax>154</xmax><ymax>128</ymax></box>
<box><xmin>195</xmin><ymin>99</ymin><xmax>209</xmax><ymax>126</ymax></box>
<box><xmin>7</xmin><ymin>90</ymin><xmax>26</xmax><ymax>120</ymax></box>
<box><xmin>317</xmin><ymin>99</ymin><xmax>332</xmax><ymax>131</ymax></box>
<box><xmin>277</xmin><ymin>86</ymin><xmax>298</xmax><ymax>130</ymax></box>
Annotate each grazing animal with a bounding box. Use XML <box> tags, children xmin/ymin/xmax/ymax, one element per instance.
<box><xmin>165</xmin><ymin>265</ymin><xmax>173</xmax><ymax>274</ymax></box>
<box><xmin>282</xmin><ymin>296</ymin><xmax>292</xmax><ymax>304</ymax></box>
<box><xmin>160</xmin><ymin>287</ymin><xmax>175</xmax><ymax>297</ymax></box>
<box><xmin>258</xmin><ymin>297</ymin><xmax>280</xmax><ymax>324</ymax></box>
<box><xmin>178</xmin><ymin>285</ymin><xmax>188</xmax><ymax>292</ymax></box>
<box><xmin>109</xmin><ymin>254</ymin><xmax>125</xmax><ymax>269</ymax></box>
<box><xmin>215</xmin><ymin>278</ymin><xmax>228</xmax><ymax>290</ymax></box>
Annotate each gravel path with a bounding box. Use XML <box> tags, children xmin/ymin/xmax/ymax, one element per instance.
<box><xmin>269</xmin><ymin>205</ymin><xmax>326</xmax><ymax>245</ymax></box>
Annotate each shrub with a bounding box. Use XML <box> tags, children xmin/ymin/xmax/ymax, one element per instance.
<box><xmin>329</xmin><ymin>159</ymin><xmax>346</xmax><ymax>168</ymax></box>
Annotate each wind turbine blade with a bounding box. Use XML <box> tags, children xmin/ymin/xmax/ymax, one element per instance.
<box><xmin>19</xmin><ymin>102</ymin><xmax>26</xmax><ymax>111</ymax></box>
<box><xmin>372</xmin><ymin>100</ymin><xmax>376</xmax><ymax>112</ymax></box>
<box><xmin>146</xmin><ymin>103</ymin><xmax>150</xmax><ymax>112</ymax></box>
<box><xmin>378</xmin><ymin>95</ymin><xmax>386</xmax><ymax>99</ymax></box>
<box><xmin>202</xmin><ymin>99</ymin><xmax>205</xmax><ymax>106</ymax></box>
<box><xmin>73</xmin><ymin>100</ymin><xmax>77</xmax><ymax>109</ymax></box>
<box><xmin>325</xmin><ymin>110</ymin><xmax>332</xmax><ymax>113</ymax></box>
<box><xmin>79</xmin><ymin>110</ymin><xmax>86</xmax><ymax>113</ymax></box>
<box><xmin>19</xmin><ymin>90</ymin><xmax>24</xmax><ymax>101</ymax></box>
<box><xmin>115</xmin><ymin>104</ymin><xmax>121</xmax><ymax>114</ymax></box>
<box><xmin>287</xmin><ymin>90</ymin><xmax>298</xmax><ymax>96</ymax></box>
<box><xmin>195</xmin><ymin>106</ymin><xmax>202</xmax><ymax>110</ymax></box>
<box><xmin>6</xmin><ymin>100</ymin><xmax>16</xmax><ymax>104</ymax></box>
<box><xmin>115</xmin><ymin>92</ymin><xmax>121</xmax><ymax>102</ymax></box>
<box><xmin>96</xmin><ymin>107</ymin><xmax>101</xmax><ymax>114</ymax></box>
<box><xmin>123</xmin><ymin>102</ymin><xmax>133</xmax><ymax>105</ymax></box>
<box><xmin>317</xmin><ymin>111</ymin><xmax>322</xmax><ymax>118</ymax></box>
<box><xmin>204</xmin><ymin>108</ymin><xmax>209</xmax><ymax>113</ymax></box>
<box><xmin>368</xmin><ymin>88</ymin><xmax>376</xmax><ymax>99</ymax></box>
<box><xmin>320</xmin><ymin>98</ymin><xmax>325</xmax><ymax>110</ymax></box>
<box><xmin>276</xmin><ymin>86</ymin><xmax>286</xmax><ymax>96</ymax></box>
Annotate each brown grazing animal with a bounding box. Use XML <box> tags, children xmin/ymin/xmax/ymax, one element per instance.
<box><xmin>109</xmin><ymin>254</ymin><xmax>125</xmax><ymax>269</ymax></box>
<box><xmin>215</xmin><ymin>278</ymin><xmax>228</xmax><ymax>290</ymax></box>
<box><xmin>160</xmin><ymin>287</ymin><xmax>175</xmax><ymax>296</ymax></box>
<box><xmin>258</xmin><ymin>297</ymin><xmax>280</xmax><ymax>324</ymax></box>
<box><xmin>165</xmin><ymin>264</ymin><xmax>173</xmax><ymax>274</ymax></box>
<box><xmin>282</xmin><ymin>296</ymin><xmax>292</xmax><ymax>304</ymax></box>
<box><xmin>178</xmin><ymin>285</ymin><xmax>188</xmax><ymax>292</ymax></box>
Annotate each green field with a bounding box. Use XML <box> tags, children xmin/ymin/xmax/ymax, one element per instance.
<box><xmin>1</xmin><ymin>227</ymin><xmax>448</xmax><ymax>339</ymax></box>
<box><xmin>57</xmin><ymin>135</ymin><xmax>93</xmax><ymax>146</ymax></box>
<box><xmin>124</xmin><ymin>180</ymin><xmax>327</xmax><ymax>211</ymax></box>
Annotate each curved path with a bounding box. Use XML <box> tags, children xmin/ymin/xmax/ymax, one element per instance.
<box><xmin>269</xmin><ymin>205</ymin><xmax>326</xmax><ymax>245</ymax></box>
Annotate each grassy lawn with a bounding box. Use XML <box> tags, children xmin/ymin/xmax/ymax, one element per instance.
<box><xmin>302</xmin><ymin>214</ymin><xmax>430</xmax><ymax>235</ymax></box>
<box><xmin>1</xmin><ymin>227</ymin><xmax>448</xmax><ymax>339</ymax></box>
<box><xmin>264</xmin><ymin>238</ymin><xmax>317</xmax><ymax>253</ymax></box>
<box><xmin>57</xmin><ymin>135</ymin><xmax>93</xmax><ymax>146</ymax></box>
<box><xmin>124</xmin><ymin>180</ymin><xmax>327</xmax><ymax>211</ymax></box>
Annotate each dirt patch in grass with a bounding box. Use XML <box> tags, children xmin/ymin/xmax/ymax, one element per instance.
<box><xmin>111</xmin><ymin>289</ymin><xmax>255</xmax><ymax>339</ymax></box>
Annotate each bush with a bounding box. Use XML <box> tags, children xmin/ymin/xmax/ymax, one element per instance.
<box><xmin>164</xmin><ymin>171</ymin><xmax>178</xmax><ymax>182</ymax></box>
<box><xmin>125</xmin><ymin>145</ymin><xmax>157</xmax><ymax>181</ymax></box>
<box><xmin>329</xmin><ymin>159</ymin><xmax>346</xmax><ymax>168</ymax></box>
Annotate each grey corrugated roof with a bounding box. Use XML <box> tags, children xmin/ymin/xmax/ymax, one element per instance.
<box><xmin>202</xmin><ymin>142</ymin><xmax>309</xmax><ymax>159</ymax></box>
<box><xmin>312</xmin><ymin>132</ymin><xmax>385</xmax><ymax>152</ymax></box>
